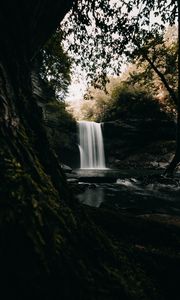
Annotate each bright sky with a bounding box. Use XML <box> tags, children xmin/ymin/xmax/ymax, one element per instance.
<box><xmin>65</xmin><ymin>81</ymin><xmax>87</xmax><ymax>102</ymax></box>
<box><xmin>65</xmin><ymin>65</ymin><xmax>88</xmax><ymax>102</ymax></box>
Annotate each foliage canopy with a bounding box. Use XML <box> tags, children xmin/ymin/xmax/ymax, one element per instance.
<box><xmin>40</xmin><ymin>30</ymin><xmax>72</xmax><ymax>100</ymax></box>
<box><xmin>74</xmin><ymin>78</ymin><xmax>169</xmax><ymax>122</ymax></box>
<box><xmin>63</xmin><ymin>0</ymin><xmax>178</xmax><ymax>84</ymax></box>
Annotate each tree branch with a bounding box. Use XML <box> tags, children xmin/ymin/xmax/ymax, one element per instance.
<box><xmin>144</xmin><ymin>52</ymin><xmax>178</xmax><ymax>105</ymax></box>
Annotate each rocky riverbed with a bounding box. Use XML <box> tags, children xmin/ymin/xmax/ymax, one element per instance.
<box><xmin>65</xmin><ymin>167</ymin><xmax>180</xmax><ymax>228</ymax></box>
<box><xmin>76</xmin><ymin>175</ymin><xmax>180</xmax><ymax>212</ymax></box>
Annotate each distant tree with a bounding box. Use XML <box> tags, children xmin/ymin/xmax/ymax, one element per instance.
<box><xmin>165</xmin><ymin>1</ymin><xmax>180</xmax><ymax>175</ymax></box>
<box><xmin>80</xmin><ymin>78</ymin><xmax>168</xmax><ymax>122</ymax></box>
<box><xmin>40</xmin><ymin>29</ymin><xmax>72</xmax><ymax>100</ymax></box>
<box><xmin>127</xmin><ymin>26</ymin><xmax>178</xmax><ymax>107</ymax></box>
<box><xmin>125</xmin><ymin>26</ymin><xmax>178</xmax><ymax>116</ymax></box>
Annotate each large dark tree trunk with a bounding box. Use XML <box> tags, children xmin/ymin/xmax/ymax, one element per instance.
<box><xmin>0</xmin><ymin>1</ymin><xmax>78</xmax><ymax>297</ymax></box>
<box><xmin>0</xmin><ymin>2</ymin><xmax>74</xmax><ymax>195</ymax></box>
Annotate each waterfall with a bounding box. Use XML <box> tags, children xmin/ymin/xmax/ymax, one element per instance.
<box><xmin>78</xmin><ymin>121</ymin><xmax>106</xmax><ymax>169</ymax></box>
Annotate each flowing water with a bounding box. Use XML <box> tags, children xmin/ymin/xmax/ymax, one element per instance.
<box><xmin>76</xmin><ymin>122</ymin><xmax>180</xmax><ymax>216</ymax></box>
<box><xmin>78</xmin><ymin>121</ymin><xmax>106</xmax><ymax>169</ymax></box>
<box><xmin>74</xmin><ymin>170</ymin><xmax>180</xmax><ymax>216</ymax></box>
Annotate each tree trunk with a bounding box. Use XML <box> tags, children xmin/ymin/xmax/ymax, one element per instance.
<box><xmin>165</xmin><ymin>1</ymin><xmax>180</xmax><ymax>175</ymax></box>
<box><xmin>0</xmin><ymin>1</ymin><xmax>78</xmax><ymax>297</ymax></box>
<box><xmin>144</xmin><ymin>53</ymin><xmax>178</xmax><ymax>106</ymax></box>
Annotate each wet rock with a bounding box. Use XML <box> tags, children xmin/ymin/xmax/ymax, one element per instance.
<box><xmin>157</xmin><ymin>162</ymin><xmax>168</xmax><ymax>169</ymax></box>
<box><xmin>61</xmin><ymin>164</ymin><xmax>72</xmax><ymax>173</ymax></box>
<box><xmin>66</xmin><ymin>172</ymin><xmax>79</xmax><ymax>179</ymax></box>
<box><xmin>138</xmin><ymin>214</ymin><xmax>180</xmax><ymax>227</ymax></box>
<box><xmin>149</xmin><ymin>161</ymin><xmax>159</xmax><ymax>168</ymax></box>
<box><xmin>67</xmin><ymin>178</ymin><xmax>78</xmax><ymax>183</ymax></box>
<box><xmin>88</xmin><ymin>184</ymin><xmax>97</xmax><ymax>189</ymax></box>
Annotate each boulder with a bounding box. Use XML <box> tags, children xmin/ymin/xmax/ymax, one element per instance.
<box><xmin>61</xmin><ymin>164</ymin><xmax>72</xmax><ymax>173</ymax></box>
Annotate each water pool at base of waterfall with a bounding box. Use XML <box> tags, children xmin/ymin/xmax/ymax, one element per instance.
<box><xmin>74</xmin><ymin>171</ymin><xmax>180</xmax><ymax>217</ymax></box>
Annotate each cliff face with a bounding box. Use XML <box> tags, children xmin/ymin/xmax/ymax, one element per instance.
<box><xmin>44</xmin><ymin>108</ymin><xmax>79</xmax><ymax>168</ymax></box>
<box><xmin>103</xmin><ymin>118</ymin><xmax>176</xmax><ymax>169</ymax></box>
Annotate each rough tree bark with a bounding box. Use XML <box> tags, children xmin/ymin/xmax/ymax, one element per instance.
<box><xmin>0</xmin><ymin>1</ymin><xmax>74</xmax><ymax>196</ymax></box>
<box><xmin>0</xmin><ymin>1</ymin><xmax>79</xmax><ymax>298</ymax></box>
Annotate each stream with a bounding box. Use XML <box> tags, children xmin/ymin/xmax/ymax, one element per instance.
<box><xmin>74</xmin><ymin>169</ymin><xmax>180</xmax><ymax>216</ymax></box>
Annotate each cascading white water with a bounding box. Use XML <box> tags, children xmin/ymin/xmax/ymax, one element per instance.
<box><xmin>78</xmin><ymin>121</ymin><xmax>106</xmax><ymax>169</ymax></box>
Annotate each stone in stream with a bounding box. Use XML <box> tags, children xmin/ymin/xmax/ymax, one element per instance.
<box><xmin>61</xmin><ymin>164</ymin><xmax>72</xmax><ymax>173</ymax></box>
